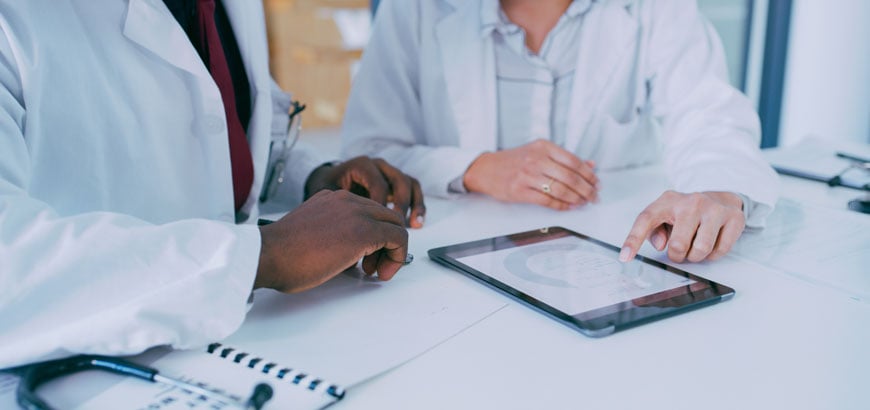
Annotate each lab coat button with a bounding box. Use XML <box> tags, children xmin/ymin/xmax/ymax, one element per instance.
<box><xmin>203</xmin><ymin>115</ymin><xmax>225</xmax><ymax>134</ymax></box>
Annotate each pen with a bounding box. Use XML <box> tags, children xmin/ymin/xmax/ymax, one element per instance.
<box><xmin>773</xmin><ymin>166</ymin><xmax>870</xmax><ymax>191</ymax></box>
<box><xmin>258</xmin><ymin>219</ymin><xmax>415</xmax><ymax>264</ymax></box>
<box><xmin>836</xmin><ymin>151</ymin><xmax>870</xmax><ymax>165</ymax></box>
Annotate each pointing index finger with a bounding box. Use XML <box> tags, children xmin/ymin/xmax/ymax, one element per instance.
<box><xmin>620</xmin><ymin>207</ymin><xmax>668</xmax><ymax>262</ymax></box>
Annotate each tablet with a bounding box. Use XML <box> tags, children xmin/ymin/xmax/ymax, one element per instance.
<box><xmin>428</xmin><ymin>227</ymin><xmax>735</xmax><ymax>337</ymax></box>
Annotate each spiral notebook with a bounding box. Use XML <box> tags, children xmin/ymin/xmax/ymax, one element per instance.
<box><xmin>77</xmin><ymin>342</ymin><xmax>342</xmax><ymax>410</ymax></box>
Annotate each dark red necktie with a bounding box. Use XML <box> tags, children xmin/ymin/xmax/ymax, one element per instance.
<box><xmin>197</xmin><ymin>0</ymin><xmax>254</xmax><ymax>212</ymax></box>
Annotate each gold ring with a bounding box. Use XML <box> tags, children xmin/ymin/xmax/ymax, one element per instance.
<box><xmin>541</xmin><ymin>178</ymin><xmax>554</xmax><ymax>194</ymax></box>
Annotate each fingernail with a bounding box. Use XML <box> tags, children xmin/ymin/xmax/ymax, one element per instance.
<box><xmin>386</xmin><ymin>202</ymin><xmax>395</xmax><ymax>210</ymax></box>
<box><xmin>651</xmin><ymin>232</ymin><xmax>666</xmax><ymax>250</ymax></box>
<box><xmin>416</xmin><ymin>215</ymin><xmax>425</xmax><ymax>225</ymax></box>
<box><xmin>619</xmin><ymin>246</ymin><xmax>632</xmax><ymax>262</ymax></box>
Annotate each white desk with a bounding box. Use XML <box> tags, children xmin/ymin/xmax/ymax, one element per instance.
<box><xmin>291</xmin><ymin>130</ymin><xmax>870</xmax><ymax>409</ymax></box>
<box><xmin>9</xmin><ymin>131</ymin><xmax>869</xmax><ymax>409</ymax></box>
<box><xmin>327</xmin><ymin>163</ymin><xmax>869</xmax><ymax>410</ymax></box>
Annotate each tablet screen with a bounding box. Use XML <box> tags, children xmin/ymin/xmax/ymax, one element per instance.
<box><xmin>456</xmin><ymin>235</ymin><xmax>696</xmax><ymax>316</ymax></box>
<box><xmin>429</xmin><ymin>227</ymin><xmax>734</xmax><ymax>336</ymax></box>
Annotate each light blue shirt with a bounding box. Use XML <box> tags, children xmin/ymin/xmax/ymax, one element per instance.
<box><xmin>449</xmin><ymin>0</ymin><xmax>591</xmax><ymax>192</ymax></box>
<box><xmin>483</xmin><ymin>0</ymin><xmax>592</xmax><ymax>149</ymax></box>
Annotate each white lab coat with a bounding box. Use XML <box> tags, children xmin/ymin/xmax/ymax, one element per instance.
<box><xmin>0</xmin><ymin>1</ymin><xmax>325</xmax><ymax>368</ymax></box>
<box><xmin>342</xmin><ymin>0</ymin><xmax>778</xmax><ymax>224</ymax></box>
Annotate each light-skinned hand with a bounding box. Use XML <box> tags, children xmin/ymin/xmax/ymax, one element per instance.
<box><xmin>255</xmin><ymin>190</ymin><xmax>409</xmax><ymax>293</ymax></box>
<box><xmin>620</xmin><ymin>191</ymin><xmax>745</xmax><ymax>263</ymax></box>
<box><xmin>462</xmin><ymin>139</ymin><xmax>598</xmax><ymax>210</ymax></box>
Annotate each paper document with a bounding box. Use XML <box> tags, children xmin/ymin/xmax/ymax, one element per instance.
<box><xmin>0</xmin><ymin>373</ymin><xmax>17</xmax><ymax>409</ymax></box>
<box><xmin>79</xmin><ymin>268</ymin><xmax>507</xmax><ymax>409</ymax></box>
<box><xmin>731</xmin><ymin>198</ymin><xmax>870</xmax><ymax>302</ymax></box>
<box><xmin>764</xmin><ymin>138</ymin><xmax>870</xmax><ymax>190</ymax></box>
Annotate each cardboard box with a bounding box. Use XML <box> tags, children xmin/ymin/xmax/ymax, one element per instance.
<box><xmin>265</xmin><ymin>0</ymin><xmax>370</xmax><ymax>128</ymax></box>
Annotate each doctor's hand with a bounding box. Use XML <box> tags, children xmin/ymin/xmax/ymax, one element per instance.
<box><xmin>619</xmin><ymin>191</ymin><xmax>745</xmax><ymax>264</ymax></box>
<box><xmin>255</xmin><ymin>190</ymin><xmax>409</xmax><ymax>293</ymax></box>
<box><xmin>305</xmin><ymin>156</ymin><xmax>426</xmax><ymax>228</ymax></box>
<box><xmin>463</xmin><ymin>139</ymin><xmax>599</xmax><ymax>210</ymax></box>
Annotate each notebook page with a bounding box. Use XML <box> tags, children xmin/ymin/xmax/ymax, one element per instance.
<box><xmin>78</xmin><ymin>266</ymin><xmax>508</xmax><ymax>408</ymax></box>
<box><xmin>218</xmin><ymin>267</ymin><xmax>507</xmax><ymax>387</ymax></box>
<box><xmin>76</xmin><ymin>349</ymin><xmax>334</xmax><ymax>410</ymax></box>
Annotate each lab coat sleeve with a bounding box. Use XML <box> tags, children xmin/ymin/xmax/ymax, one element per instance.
<box><xmin>341</xmin><ymin>0</ymin><xmax>485</xmax><ymax>198</ymax></box>
<box><xmin>644</xmin><ymin>1</ymin><xmax>779</xmax><ymax>227</ymax></box>
<box><xmin>0</xmin><ymin>34</ymin><xmax>261</xmax><ymax>369</ymax></box>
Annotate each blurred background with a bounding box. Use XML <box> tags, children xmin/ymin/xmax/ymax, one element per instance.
<box><xmin>262</xmin><ymin>0</ymin><xmax>870</xmax><ymax>148</ymax></box>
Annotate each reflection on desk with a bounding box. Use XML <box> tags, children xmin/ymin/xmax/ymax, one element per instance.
<box><xmin>732</xmin><ymin>198</ymin><xmax>870</xmax><ymax>302</ymax></box>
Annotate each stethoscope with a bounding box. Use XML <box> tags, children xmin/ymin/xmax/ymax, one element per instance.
<box><xmin>16</xmin><ymin>355</ymin><xmax>273</xmax><ymax>410</ymax></box>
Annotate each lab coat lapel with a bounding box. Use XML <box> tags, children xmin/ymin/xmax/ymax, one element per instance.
<box><xmin>564</xmin><ymin>1</ymin><xmax>638</xmax><ymax>152</ymax></box>
<box><xmin>436</xmin><ymin>0</ymin><xmax>497</xmax><ymax>152</ymax></box>
<box><xmin>123</xmin><ymin>0</ymin><xmax>207</xmax><ymax>76</ymax></box>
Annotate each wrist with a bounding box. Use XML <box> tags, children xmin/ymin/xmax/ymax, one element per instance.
<box><xmin>304</xmin><ymin>162</ymin><xmax>337</xmax><ymax>199</ymax></box>
<box><xmin>705</xmin><ymin>191</ymin><xmax>743</xmax><ymax>211</ymax></box>
<box><xmin>254</xmin><ymin>226</ymin><xmax>277</xmax><ymax>290</ymax></box>
<box><xmin>462</xmin><ymin>152</ymin><xmax>494</xmax><ymax>193</ymax></box>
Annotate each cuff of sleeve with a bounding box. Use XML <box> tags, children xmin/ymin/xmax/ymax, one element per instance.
<box><xmin>448</xmin><ymin>175</ymin><xmax>468</xmax><ymax>194</ymax></box>
<box><xmin>739</xmin><ymin>193</ymin><xmax>774</xmax><ymax>229</ymax></box>
<box><xmin>421</xmin><ymin>148</ymin><xmax>486</xmax><ymax>198</ymax></box>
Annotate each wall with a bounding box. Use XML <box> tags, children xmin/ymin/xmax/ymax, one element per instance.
<box><xmin>779</xmin><ymin>0</ymin><xmax>870</xmax><ymax>146</ymax></box>
<box><xmin>697</xmin><ymin>0</ymin><xmax>753</xmax><ymax>89</ymax></box>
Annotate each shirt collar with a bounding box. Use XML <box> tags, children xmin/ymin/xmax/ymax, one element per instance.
<box><xmin>480</xmin><ymin>0</ymin><xmax>594</xmax><ymax>38</ymax></box>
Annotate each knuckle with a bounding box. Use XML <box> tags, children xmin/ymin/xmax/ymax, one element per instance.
<box><xmin>668</xmin><ymin>241</ymin><xmax>689</xmax><ymax>254</ymax></box>
<box><xmin>636</xmin><ymin>210</ymin><xmax>655</xmax><ymax>224</ymax></box>
<box><xmin>718</xmin><ymin>240</ymin><xmax>734</xmax><ymax>255</ymax></box>
<box><xmin>333</xmin><ymin>189</ymin><xmax>353</xmax><ymax>200</ymax></box>
<box><xmin>625</xmin><ymin>233</ymin><xmax>644</xmax><ymax>245</ymax></box>
<box><xmin>692</xmin><ymin>240</ymin><xmax>714</xmax><ymax>254</ymax></box>
<box><xmin>708</xmin><ymin>248</ymin><xmax>727</xmax><ymax>260</ymax></box>
<box><xmin>688</xmin><ymin>193</ymin><xmax>706</xmax><ymax>208</ymax></box>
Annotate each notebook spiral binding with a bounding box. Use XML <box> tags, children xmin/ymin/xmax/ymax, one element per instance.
<box><xmin>206</xmin><ymin>343</ymin><xmax>346</xmax><ymax>399</ymax></box>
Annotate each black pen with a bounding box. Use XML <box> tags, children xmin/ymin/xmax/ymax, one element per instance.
<box><xmin>771</xmin><ymin>166</ymin><xmax>832</xmax><ymax>184</ymax></box>
<box><xmin>836</xmin><ymin>151</ymin><xmax>870</xmax><ymax>165</ymax></box>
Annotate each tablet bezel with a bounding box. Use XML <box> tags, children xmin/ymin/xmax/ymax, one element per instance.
<box><xmin>428</xmin><ymin>227</ymin><xmax>735</xmax><ymax>337</ymax></box>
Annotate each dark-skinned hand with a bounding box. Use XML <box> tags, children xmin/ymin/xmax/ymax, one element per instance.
<box><xmin>305</xmin><ymin>156</ymin><xmax>426</xmax><ymax>228</ymax></box>
<box><xmin>255</xmin><ymin>190</ymin><xmax>409</xmax><ymax>293</ymax></box>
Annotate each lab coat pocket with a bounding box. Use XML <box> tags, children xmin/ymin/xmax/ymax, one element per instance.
<box><xmin>585</xmin><ymin>113</ymin><xmax>659</xmax><ymax>171</ymax></box>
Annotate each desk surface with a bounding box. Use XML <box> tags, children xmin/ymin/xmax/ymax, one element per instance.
<box><xmin>11</xmin><ymin>131</ymin><xmax>868</xmax><ymax>410</ymax></box>
<box><xmin>309</xmin><ymin>132</ymin><xmax>869</xmax><ymax>410</ymax></box>
<box><xmin>332</xmin><ymin>166</ymin><xmax>868</xmax><ymax>410</ymax></box>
